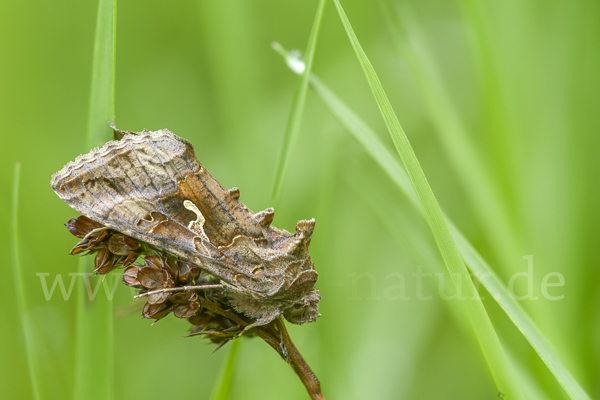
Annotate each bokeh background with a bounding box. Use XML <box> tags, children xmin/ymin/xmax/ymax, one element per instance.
<box><xmin>1</xmin><ymin>0</ymin><xmax>599</xmax><ymax>399</ymax></box>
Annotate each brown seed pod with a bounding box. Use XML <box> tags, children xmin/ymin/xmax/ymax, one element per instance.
<box><xmin>94</xmin><ymin>248</ymin><xmax>119</xmax><ymax>274</ymax></box>
<box><xmin>108</xmin><ymin>234</ymin><xmax>140</xmax><ymax>256</ymax></box>
<box><xmin>142</xmin><ymin>301</ymin><xmax>171</xmax><ymax>321</ymax></box>
<box><xmin>174</xmin><ymin>301</ymin><xmax>200</xmax><ymax>319</ymax></box>
<box><xmin>66</xmin><ymin>215</ymin><xmax>104</xmax><ymax>238</ymax></box>
<box><xmin>122</xmin><ymin>266</ymin><xmax>142</xmax><ymax>288</ymax></box>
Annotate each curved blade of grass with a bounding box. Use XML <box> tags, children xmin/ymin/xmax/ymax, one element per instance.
<box><xmin>346</xmin><ymin>175</ymin><xmax>551</xmax><ymax>399</ymax></box>
<box><xmin>380</xmin><ymin>1</ymin><xmax>521</xmax><ymax>273</ymax></box>
<box><xmin>452</xmin><ymin>227</ymin><xmax>590</xmax><ymax>400</ymax></box>
<box><xmin>11</xmin><ymin>163</ymin><xmax>42</xmax><ymax>400</ymax></box>
<box><xmin>332</xmin><ymin>0</ymin><xmax>519</xmax><ymax>396</ymax></box>
<box><xmin>347</xmin><ymin>167</ymin><xmax>571</xmax><ymax>400</ymax></box>
<box><xmin>74</xmin><ymin>1</ymin><xmax>116</xmax><ymax>399</ymax></box>
<box><xmin>274</xmin><ymin>39</ymin><xmax>590</xmax><ymax>400</ymax></box>
<box><xmin>209</xmin><ymin>340</ymin><xmax>241</xmax><ymax>400</ymax></box>
<box><xmin>270</xmin><ymin>0</ymin><xmax>327</xmax><ymax>207</ymax></box>
<box><xmin>315</xmin><ymin>70</ymin><xmax>589</xmax><ymax>399</ymax></box>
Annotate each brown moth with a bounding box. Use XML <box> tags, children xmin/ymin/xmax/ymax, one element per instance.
<box><xmin>51</xmin><ymin>128</ymin><xmax>321</xmax><ymax>329</ymax></box>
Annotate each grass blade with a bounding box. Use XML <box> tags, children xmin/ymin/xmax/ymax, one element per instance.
<box><xmin>317</xmin><ymin>68</ymin><xmax>590</xmax><ymax>399</ymax></box>
<box><xmin>274</xmin><ymin>34</ymin><xmax>591</xmax><ymax>400</ymax></box>
<box><xmin>380</xmin><ymin>2</ymin><xmax>521</xmax><ymax>273</ymax></box>
<box><xmin>11</xmin><ymin>163</ymin><xmax>42</xmax><ymax>400</ymax></box>
<box><xmin>332</xmin><ymin>0</ymin><xmax>519</xmax><ymax>396</ymax></box>
<box><xmin>452</xmin><ymin>227</ymin><xmax>591</xmax><ymax>400</ymax></box>
<box><xmin>209</xmin><ymin>340</ymin><xmax>241</xmax><ymax>400</ymax></box>
<box><xmin>270</xmin><ymin>0</ymin><xmax>327</xmax><ymax>207</ymax></box>
<box><xmin>74</xmin><ymin>1</ymin><xmax>117</xmax><ymax>399</ymax></box>
<box><xmin>86</xmin><ymin>0</ymin><xmax>117</xmax><ymax>149</ymax></box>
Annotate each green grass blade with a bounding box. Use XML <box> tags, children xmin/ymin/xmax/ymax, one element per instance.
<box><xmin>380</xmin><ymin>2</ymin><xmax>521</xmax><ymax>272</ymax></box>
<box><xmin>74</xmin><ymin>1</ymin><xmax>116</xmax><ymax>399</ymax></box>
<box><xmin>86</xmin><ymin>0</ymin><xmax>117</xmax><ymax>149</ymax></box>
<box><xmin>313</xmin><ymin>74</ymin><xmax>416</xmax><ymax>204</ymax></box>
<box><xmin>317</xmin><ymin>70</ymin><xmax>590</xmax><ymax>399</ymax></box>
<box><xmin>332</xmin><ymin>0</ymin><xmax>519</xmax><ymax>396</ymax></box>
<box><xmin>269</xmin><ymin>0</ymin><xmax>327</xmax><ymax>207</ymax></box>
<box><xmin>209</xmin><ymin>340</ymin><xmax>241</xmax><ymax>400</ymax></box>
<box><xmin>452</xmin><ymin>227</ymin><xmax>591</xmax><ymax>400</ymax></box>
<box><xmin>272</xmin><ymin>44</ymin><xmax>415</xmax><ymax>205</ymax></box>
<box><xmin>11</xmin><ymin>163</ymin><xmax>42</xmax><ymax>400</ymax></box>
<box><xmin>275</xmin><ymin>34</ymin><xmax>591</xmax><ymax>400</ymax></box>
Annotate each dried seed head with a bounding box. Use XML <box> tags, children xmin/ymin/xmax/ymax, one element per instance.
<box><xmin>174</xmin><ymin>301</ymin><xmax>200</xmax><ymax>319</ymax></box>
<box><xmin>122</xmin><ymin>266</ymin><xmax>142</xmax><ymax>288</ymax></box>
<box><xmin>170</xmin><ymin>292</ymin><xmax>200</xmax><ymax>318</ymax></box>
<box><xmin>176</xmin><ymin>260</ymin><xmax>200</xmax><ymax>285</ymax></box>
<box><xmin>147</xmin><ymin>291</ymin><xmax>171</xmax><ymax>305</ymax></box>
<box><xmin>121</xmin><ymin>251</ymin><xmax>139</xmax><ymax>267</ymax></box>
<box><xmin>138</xmin><ymin>267</ymin><xmax>168</xmax><ymax>290</ymax></box>
<box><xmin>108</xmin><ymin>234</ymin><xmax>140</xmax><ymax>255</ymax></box>
<box><xmin>66</xmin><ymin>216</ymin><xmax>104</xmax><ymax>238</ymax></box>
<box><xmin>94</xmin><ymin>248</ymin><xmax>119</xmax><ymax>274</ymax></box>
<box><xmin>142</xmin><ymin>301</ymin><xmax>171</xmax><ymax>321</ymax></box>
<box><xmin>63</xmin><ymin>216</ymin><xmax>257</xmax><ymax>346</ymax></box>
<box><xmin>163</xmin><ymin>257</ymin><xmax>179</xmax><ymax>279</ymax></box>
<box><xmin>169</xmin><ymin>291</ymin><xmax>195</xmax><ymax>304</ymax></box>
<box><xmin>70</xmin><ymin>228</ymin><xmax>109</xmax><ymax>255</ymax></box>
<box><xmin>143</xmin><ymin>254</ymin><xmax>164</xmax><ymax>270</ymax></box>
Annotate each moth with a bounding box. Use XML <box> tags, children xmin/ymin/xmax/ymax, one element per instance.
<box><xmin>51</xmin><ymin>128</ymin><xmax>321</xmax><ymax>329</ymax></box>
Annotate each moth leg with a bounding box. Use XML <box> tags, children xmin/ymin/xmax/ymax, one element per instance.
<box><xmin>133</xmin><ymin>284</ymin><xmax>223</xmax><ymax>299</ymax></box>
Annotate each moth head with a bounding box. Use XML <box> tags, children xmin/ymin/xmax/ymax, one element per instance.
<box><xmin>280</xmin><ymin>269</ymin><xmax>320</xmax><ymax>324</ymax></box>
<box><xmin>282</xmin><ymin>290</ymin><xmax>321</xmax><ymax>324</ymax></box>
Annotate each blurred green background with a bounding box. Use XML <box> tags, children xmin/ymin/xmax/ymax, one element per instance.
<box><xmin>1</xmin><ymin>0</ymin><xmax>599</xmax><ymax>399</ymax></box>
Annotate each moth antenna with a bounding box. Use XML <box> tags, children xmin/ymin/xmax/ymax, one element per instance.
<box><xmin>227</xmin><ymin>187</ymin><xmax>240</xmax><ymax>200</ymax></box>
<box><xmin>254</xmin><ymin>207</ymin><xmax>274</xmax><ymax>227</ymax></box>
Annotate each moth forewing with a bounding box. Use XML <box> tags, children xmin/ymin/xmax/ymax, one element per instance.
<box><xmin>51</xmin><ymin>128</ymin><xmax>321</xmax><ymax>326</ymax></box>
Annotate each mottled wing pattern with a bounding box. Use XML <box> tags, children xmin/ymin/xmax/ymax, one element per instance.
<box><xmin>51</xmin><ymin>129</ymin><xmax>263</xmax><ymax>284</ymax></box>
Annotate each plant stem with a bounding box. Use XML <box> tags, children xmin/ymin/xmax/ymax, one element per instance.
<box><xmin>197</xmin><ymin>298</ymin><xmax>325</xmax><ymax>399</ymax></box>
<box><xmin>274</xmin><ymin>318</ymin><xmax>325</xmax><ymax>400</ymax></box>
